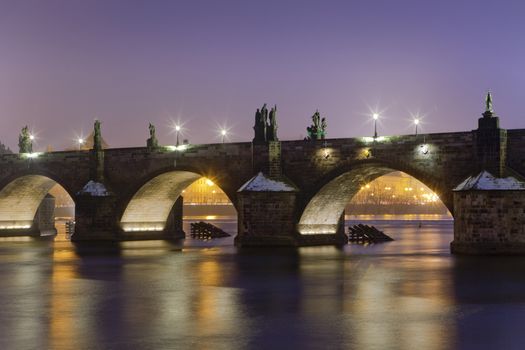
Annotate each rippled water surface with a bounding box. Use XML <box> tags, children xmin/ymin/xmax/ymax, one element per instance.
<box><xmin>1</xmin><ymin>216</ymin><xmax>525</xmax><ymax>349</ymax></box>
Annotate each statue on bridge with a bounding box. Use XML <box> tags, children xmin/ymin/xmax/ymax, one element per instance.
<box><xmin>306</xmin><ymin>110</ymin><xmax>327</xmax><ymax>140</ymax></box>
<box><xmin>486</xmin><ymin>91</ymin><xmax>494</xmax><ymax>113</ymax></box>
<box><xmin>253</xmin><ymin>103</ymin><xmax>278</xmax><ymax>143</ymax></box>
<box><xmin>482</xmin><ymin>91</ymin><xmax>496</xmax><ymax>118</ymax></box>
<box><xmin>147</xmin><ymin>123</ymin><xmax>159</xmax><ymax>150</ymax></box>
<box><xmin>253</xmin><ymin>104</ymin><xmax>267</xmax><ymax>143</ymax></box>
<box><xmin>93</xmin><ymin>119</ymin><xmax>102</xmax><ymax>151</ymax></box>
<box><xmin>267</xmin><ymin>105</ymin><xmax>278</xmax><ymax>141</ymax></box>
<box><xmin>18</xmin><ymin>126</ymin><xmax>32</xmax><ymax>153</ymax></box>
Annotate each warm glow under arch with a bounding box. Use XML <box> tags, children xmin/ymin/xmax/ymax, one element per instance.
<box><xmin>120</xmin><ymin>170</ymin><xmax>234</xmax><ymax>232</ymax></box>
<box><xmin>347</xmin><ymin>171</ymin><xmax>449</xmax><ymax>215</ymax></box>
<box><xmin>0</xmin><ymin>175</ymin><xmax>72</xmax><ymax>229</ymax></box>
<box><xmin>297</xmin><ymin>164</ymin><xmax>451</xmax><ymax>235</ymax></box>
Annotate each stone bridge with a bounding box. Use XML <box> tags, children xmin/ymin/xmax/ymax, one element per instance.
<box><xmin>1</xmin><ymin>102</ymin><xmax>524</xmax><ymax>248</ymax></box>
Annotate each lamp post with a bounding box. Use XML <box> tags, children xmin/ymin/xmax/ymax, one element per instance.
<box><xmin>414</xmin><ymin>118</ymin><xmax>419</xmax><ymax>136</ymax></box>
<box><xmin>372</xmin><ymin>113</ymin><xmax>379</xmax><ymax>139</ymax></box>
<box><xmin>78</xmin><ymin>138</ymin><xmax>84</xmax><ymax>150</ymax></box>
<box><xmin>221</xmin><ymin>129</ymin><xmax>227</xmax><ymax>143</ymax></box>
<box><xmin>175</xmin><ymin>125</ymin><xmax>181</xmax><ymax>146</ymax></box>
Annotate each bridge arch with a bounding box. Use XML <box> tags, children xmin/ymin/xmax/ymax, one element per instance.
<box><xmin>0</xmin><ymin>171</ymin><xmax>75</xmax><ymax>230</ymax></box>
<box><xmin>119</xmin><ymin>168</ymin><xmax>238</xmax><ymax>233</ymax></box>
<box><xmin>297</xmin><ymin>160</ymin><xmax>452</xmax><ymax>235</ymax></box>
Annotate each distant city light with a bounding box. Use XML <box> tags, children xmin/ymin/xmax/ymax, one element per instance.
<box><xmin>353</xmin><ymin>172</ymin><xmax>445</xmax><ymax>209</ymax></box>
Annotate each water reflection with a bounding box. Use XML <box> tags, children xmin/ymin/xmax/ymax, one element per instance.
<box><xmin>49</xmin><ymin>249</ymin><xmax>78</xmax><ymax>349</ymax></box>
<box><xmin>2</xmin><ymin>220</ymin><xmax>525</xmax><ymax>349</ymax></box>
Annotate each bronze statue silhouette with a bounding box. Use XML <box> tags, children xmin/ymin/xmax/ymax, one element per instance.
<box><xmin>147</xmin><ymin>123</ymin><xmax>159</xmax><ymax>150</ymax></box>
<box><xmin>18</xmin><ymin>126</ymin><xmax>32</xmax><ymax>153</ymax></box>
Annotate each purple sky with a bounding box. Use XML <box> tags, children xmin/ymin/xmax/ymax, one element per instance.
<box><xmin>1</xmin><ymin>0</ymin><xmax>525</xmax><ymax>150</ymax></box>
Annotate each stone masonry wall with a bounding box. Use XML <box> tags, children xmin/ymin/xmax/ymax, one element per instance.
<box><xmin>452</xmin><ymin>190</ymin><xmax>525</xmax><ymax>254</ymax></box>
<box><xmin>506</xmin><ymin>129</ymin><xmax>525</xmax><ymax>178</ymax></box>
<box><xmin>103</xmin><ymin>143</ymin><xmax>254</xmax><ymax>208</ymax></box>
<box><xmin>280</xmin><ymin>132</ymin><xmax>478</xmax><ymax>215</ymax></box>
<box><xmin>35</xmin><ymin>194</ymin><xmax>56</xmax><ymax>234</ymax></box>
<box><xmin>0</xmin><ymin>151</ymin><xmax>92</xmax><ymax>196</ymax></box>
<box><xmin>236</xmin><ymin>191</ymin><xmax>298</xmax><ymax>246</ymax></box>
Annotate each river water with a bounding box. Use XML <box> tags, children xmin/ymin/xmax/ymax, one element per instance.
<box><xmin>1</xmin><ymin>216</ymin><xmax>525</xmax><ymax>349</ymax></box>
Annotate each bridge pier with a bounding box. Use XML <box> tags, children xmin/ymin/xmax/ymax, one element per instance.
<box><xmin>74</xmin><ymin>194</ymin><xmax>186</xmax><ymax>242</ymax></box>
<box><xmin>236</xmin><ymin>184</ymin><xmax>347</xmax><ymax>246</ymax></box>
<box><xmin>450</xmin><ymin>94</ymin><xmax>525</xmax><ymax>254</ymax></box>
<box><xmin>162</xmin><ymin>196</ymin><xmax>186</xmax><ymax>240</ymax></box>
<box><xmin>451</xmin><ymin>172</ymin><xmax>525</xmax><ymax>254</ymax></box>
<box><xmin>236</xmin><ymin>182</ymin><xmax>299</xmax><ymax>246</ymax></box>
<box><xmin>296</xmin><ymin>211</ymin><xmax>348</xmax><ymax>246</ymax></box>
<box><xmin>72</xmin><ymin>193</ymin><xmax>120</xmax><ymax>241</ymax></box>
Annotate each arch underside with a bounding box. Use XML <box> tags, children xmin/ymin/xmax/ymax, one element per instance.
<box><xmin>120</xmin><ymin>171</ymin><xmax>201</xmax><ymax>232</ymax></box>
<box><xmin>298</xmin><ymin>165</ymin><xmax>440</xmax><ymax>234</ymax></box>
<box><xmin>0</xmin><ymin>175</ymin><xmax>57</xmax><ymax>229</ymax></box>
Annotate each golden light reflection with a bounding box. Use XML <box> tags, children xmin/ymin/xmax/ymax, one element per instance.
<box><xmin>190</xmin><ymin>259</ymin><xmax>243</xmax><ymax>338</ymax></box>
<box><xmin>49</xmin><ymin>249</ymin><xmax>79</xmax><ymax>350</ymax></box>
<box><xmin>344</xmin><ymin>264</ymin><xmax>455</xmax><ymax>350</ymax></box>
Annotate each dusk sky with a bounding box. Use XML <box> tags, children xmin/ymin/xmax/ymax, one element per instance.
<box><xmin>1</xmin><ymin>0</ymin><xmax>525</xmax><ymax>150</ymax></box>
